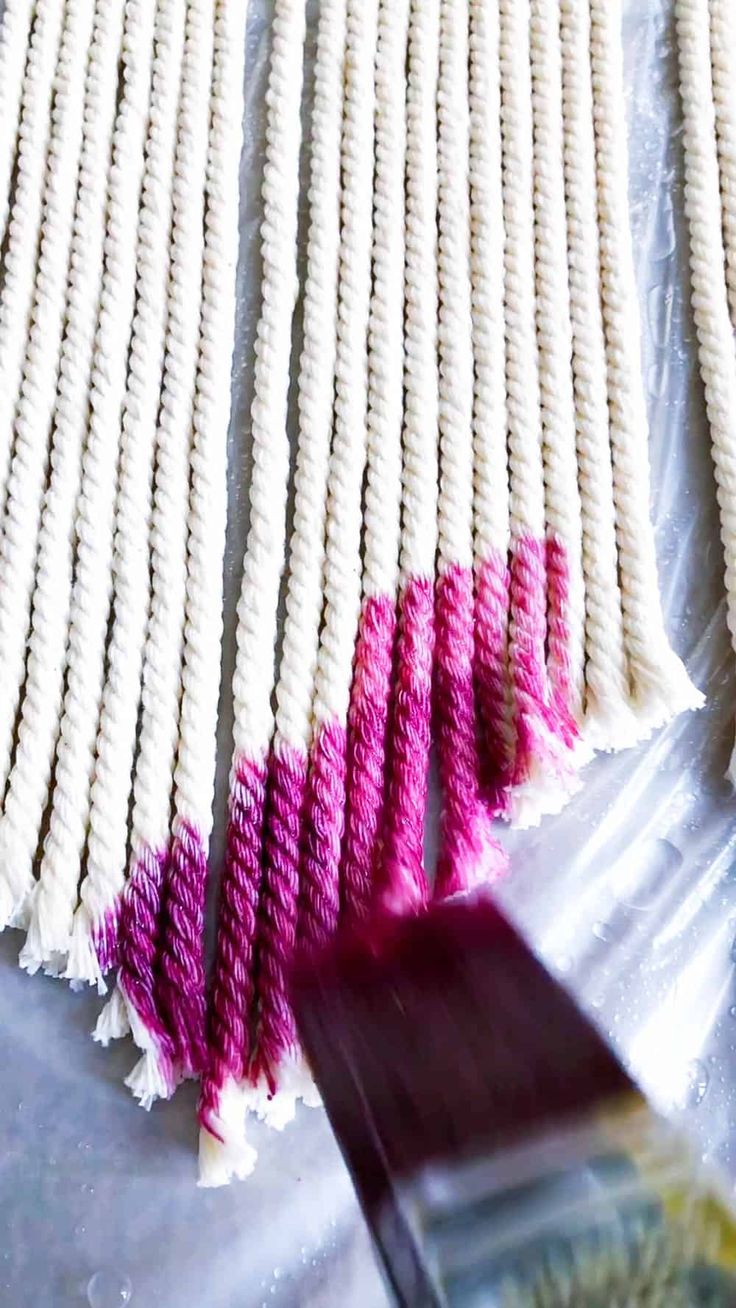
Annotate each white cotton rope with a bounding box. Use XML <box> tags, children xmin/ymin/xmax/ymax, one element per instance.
<box><xmin>65</xmin><ymin>0</ymin><xmax>162</xmax><ymax>987</ymax></box>
<box><xmin>401</xmin><ymin>0</ymin><xmax>438</xmax><ymax>592</ymax></box>
<box><xmin>0</xmin><ymin>0</ymin><xmax>65</xmax><ymax>530</ymax></box>
<box><xmin>589</xmin><ymin>0</ymin><xmax>702</xmax><ymax>729</ymax></box>
<box><xmin>270</xmin><ymin>0</ymin><xmax>344</xmax><ymax>770</ymax></box>
<box><xmin>221</xmin><ymin>0</ymin><xmax>342</xmax><ymax>1147</ymax></box>
<box><xmin>231</xmin><ymin>0</ymin><xmax>306</xmax><ymax>773</ymax></box>
<box><xmin>709</xmin><ymin>0</ymin><xmax>736</xmax><ymax>325</ymax></box>
<box><xmin>361</xmin><ymin>0</ymin><xmax>407</xmax><ymax>613</ymax></box>
<box><xmin>215</xmin><ymin>0</ymin><xmax>306</xmax><ymax>1135</ymax></box>
<box><xmin>0</xmin><ymin>0</ymin><xmax>124</xmax><ymax>937</ymax></box>
<box><xmin>558</xmin><ymin>0</ymin><xmax>635</xmax><ymax>750</ymax></box>
<box><xmin>469</xmin><ymin>0</ymin><xmax>513</xmax><ymax>779</ymax></box>
<box><xmin>677</xmin><ymin>0</ymin><xmax>736</xmax><ymax>782</ymax></box>
<box><xmin>500</xmin><ymin>0</ymin><xmax>577</xmax><ymax>827</ymax></box>
<box><xmin>0</xmin><ymin>0</ymin><xmax>36</xmax><ymax>247</ymax></box>
<box><xmin>0</xmin><ymin>0</ymin><xmax>95</xmax><ymax>766</ymax></box>
<box><xmin>109</xmin><ymin>0</ymin><xmax>212</xmax><ymax>1104</ymax></box>
<box><xmin>305</xmin><ymin>0</ymin><xmax>376</xmax><ymax>742</ymax></box>
<box><xmin>19</xmin><ymin>0</ymin><xmax>138</xmax><ymax>972</ymax></box>
<box><xmin>529</xmin><ymin>0</ymin><xmax>585</xmax><ymax>732</ymax></box>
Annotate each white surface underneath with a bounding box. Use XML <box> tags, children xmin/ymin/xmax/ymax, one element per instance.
<box><xmin>2</xmin><ymin>1</ymin><xmax>736</xmax><ymax>1305</ymax></box>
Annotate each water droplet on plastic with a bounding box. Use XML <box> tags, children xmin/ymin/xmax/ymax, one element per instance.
<box><xmin>729</xmin><ymin>1006</ymin><xmax>736</xmax><ymax>1019</ymax></box>
<box><xmin>86</xmin><ymin>1271</ymin><xmax>132</xmax><ymax>1307</ymax></box>
<box><xmin>273</xmin><ymin>1269</ymin><xmax>281</xmax><ymax>1281</ymax></box>
<box><xmin>684</xmin><ymin>1059</ymin><xmax>709</xmax><ymax>1109</ymax></box>
<box><xmin>592</xmin><ymin>921</ymin><xmax>612</xmax><ymax>943</ymax></box>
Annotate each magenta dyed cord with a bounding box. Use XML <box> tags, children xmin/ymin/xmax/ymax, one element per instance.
<box><xmin>434</xmin><ymin>564</ymin><xmax>508</xmax><ymax>899</ymax></box>
<box><xmin>199</xmin><ymin>755</ymin><xmax>266</xmax><ymax>1137</ymax></box>
<box><xmin>298</xmin><ymin>719</ymin><xmax>344</xmax><ymax>953</ymax></box>
<box><xmin>156</xmin><ymin>818</ymin><xmax>209</xmax><ymax>1079</ymax></box>
<box><xmin>379</xmin><ymin>575</ymin><xmax>434</xmax><ymax>915</ymax></box>
<box><xmin>252</xmin><ymin>743</ymin><xmax>308</xmax><ymax>1091</ymax></box>
<box><xmin>342</xmin><ymin>593</ymin><xmax>397</xmax><ymax>923</ymax></box>
<box><xmin>117</xmin><ymin>845</ymin><xmax>175</xmax><ymax>1077</ymax></box>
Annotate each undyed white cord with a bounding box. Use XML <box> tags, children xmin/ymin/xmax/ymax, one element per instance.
<box><xmin>559</xmin><ymin>0</ymin><xmax>633</xmax><ymax>748</ymax></box>
<box><xmin>0</xmin><ymin>0</ymin><xmax>95</xmax><ymax>755</ymax></box>
<box><xmin>20</xmin><ymin>0</ymin><xmax>136</xmax><ymax>971</ymax></box>
<box><xmin>0</xmin><ymin>0</ymin><xmax>121</xmax><ymax>935</ymax></box>
<box><xmin>436</xmin><ymin>0</ymin><xmax>474</xmax><ymax>581</ymax></box>
<box><xmin>401</xmin><ymin>0</ymin><xmax>438</xmax><ymax>587</ymax></box>
<box><xmin>0</xmin><ymin>0</ymin><xmax>66</xmax><ymax>790</ymax></box>
<box><xmin>468</xmin><ymin>0</ymin><xmax>513</xmax><ymax>772</ymax></box>
<box><xmin>676</xmin><ymin>0</ymin><xmax>736</xmax><ymax>780</ymax></box>
<box><xmin>361</xmin><ymin>0</ymin><xmax>407</xmax><ymax>607</ymax></box>
<box><xmin>0</xmin><ymin>0</ymin><xmax>65</xmax><ymax>525</ymax></box>
<box><xmin>590</xmin><ymin>0</ymin><xmax>702</xmax><ymax>727</ymax></box>
<box><xmin>710</xmin><ymin>0</ymin><xmax>736</xmax><ymax>323</ymax></box>
<box><xmin>271</xmin><ymin>0</ymin><xmax>345</xmax><ymax>761</ymax></box>
<box><xmin>530</xmin><ymin>0</ymin><xmax>585</xmax><ymax>726</ymax></box>
<box><xmin>499</xmin><ymin>0</ymin><xmax>545</xmax><ymax>564</ymax></box>
<box><xmin>231</xmin><ymin>0</ymin><xmax>307</xmax><ymax>768</ymax></box>
<box><xmin>173</xmin><ymin>0</ymin><xmax>234</xmax><ymax>866</ymax></box>
<box><xmin>0</xmin><ymin>0</ymin><xmax>36</xmax><ymax>245</ymax></box>
<box><xmin>311</xmin><ymin>0</ymin><xmax>377</xmax><ymax>732</ymax></box>
<box><xmin>66</xmin><ymin>0</ymin><xmax>161</xmax><ymax>986</ymax></box>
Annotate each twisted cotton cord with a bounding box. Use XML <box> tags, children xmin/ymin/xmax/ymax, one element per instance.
<box><xmin>0</xmin><ymin>0</ymin><xmax>95</xmax><ymax>739</ymax></box>
<box><xmin>246</xmin><ymin>0</ymin><xmax>340</xmax><ymax>1109</ymax></box>
<box><xmin>300</xmin><ymin>0</ymin><xmax>377</xmax><ymax>945</ymax></box>
<box><xmin>0</xmin><ymin>0</ymin><xmax>123</xmax><ymax>937</ymax></box>
<box><xmin>66</xmin><ymin>0</ymin><xmax>165</xmax><ymax>986</ymax></box>
<box><xmin>20</xmin><ymin>0</ymin><xmax>145</xmax><ymax>971</ymax></box>
<box><xmin>226</xmin><ymin>0</ymin><xmax>306</xmax><ymax>1113</ymax></box>
<box><xmin>341</xmin><ymin>0</ymin><xmax>408</xmax><ymax>922</ymax></box>
<box><xmin>590</xmin><ymin>0</ymin><xmax>701</xmax><ymax>727</ymax></box>
<box><xmin>499</xmin><ymin>0</ymin><xmax>566</xmax><ymax>802</ymax></box>
<box><xmin>112</xmin><ymin>0</ymin><xmax>210</xmax><ymax>1103</ymax></box>
<box><xmin>559</xmin><ymin>0</ymin><xmax>633</xmax><ymax>748</ymax></box>
<box><xmin>711</xmin><ymin>0</ymin><xmax>736</xmax><ymax>322</ymax></box>
<box><xmin>196</xmin><ymin>5</ymin><xmax>254</xmax><ymax>1187</ymax></box>
<box><xmin>676</xmin><ymin>0</ymin><xmax>736</xmax><ymax>780</ymax></box>
<box><xmin>468</xmin><ymin>0</ymin><xmax>513</xmax><ymax>801</ymax></box>
<box><xmin>0</xmin><ymin>0</ymin><xmax>64</xmax><ymax>528</ymax></box>
<box><xmin>379</xmin><ymin>0</ymin><xmax>438</xmax><ymax>913</ymax></box>
<box><xmin>530</xmin><ymin>0</ymin><xmax>585</xmax><ymax>734</ymax></box>
<box><xmin>435</xmin><ymin>0</ymin><xmax>506</xmax><ymax>896</ymax></box>
<box><xmin>156</xmin><ymin>0</ymin><xmax>221</xmax><ymax>1084</ymax></box>
<box><xmin>0</xmin><ymin>0</ymin><xmax>36</xmax><ymax>243</ymax></box>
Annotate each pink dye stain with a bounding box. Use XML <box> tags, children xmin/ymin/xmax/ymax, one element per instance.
<box><xmin>92</xmin><ymin>902</ymin><xmax>121</xmax><ymax>975</ymax></box>
<box><xmin>253</xmin><ymin>742</ymin><xmax>309</xmax><ymax>1091</ymax></box>
<box><xmin>298</xmin><ymin>718</ymin><xmax>345</xmax><ymax>954</ymax></box>
<box><xmin>342</xmin><ymin>593</ymin><xmax>398</xmax><ymax>924</ymax></box>
<box><xmin>379</xmin><ymin>574</ymin><xmax>434</xmax><ymax>916</ymax></box>
<box><xmin>156</xmin><ymin>818</ymin><xmax>209</xmax><ymax>1080</ymax></box>
<box><xmin>435</xmin><ymin>563</ymin><xmax>508</xmax><ymax>899</ymax></box>
<box><xmin>118</xmin><ymin>843</ymin><xmax>175</xmax><ymax>1083</ymax></box>
<box><xmin>545</xmin><ymin>533</ymin><xmax>578</xmax><ymax>748</ymax></box>
<box><xmin>200</xmin><ymin>753</ymin><xmax>267</xmax><ymax>1136</ymax></box>
<box><xmin>475</xmin><ymin>550</ymin><xmax>512</xmax><ymax>813</ymax></box>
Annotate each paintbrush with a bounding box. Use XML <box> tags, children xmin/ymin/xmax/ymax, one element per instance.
<box><xmin>292</xmin><ymin>893</ymin><xmax>736</xmax><ymax>1306</ymax></box>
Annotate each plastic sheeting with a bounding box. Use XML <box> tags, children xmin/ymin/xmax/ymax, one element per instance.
<box><xmin>1</xmin><ymin>0</ymin><xmax>734</xmax><ymax>1304</ymax></box>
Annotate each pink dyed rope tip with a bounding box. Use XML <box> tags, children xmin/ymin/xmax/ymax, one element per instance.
<box><xmin>200</xmin><ymin>754</ymin><xmax>267</xmax><ymax>1132</ymax></box>
<box><xmin>252</xmin><ymin>743</ymin><xmax>309</xmax><ymax>1091</ymax></box>
<box><xmin>379</xmin><ymin>575</ymin><xmax>435</xmax><ymax>916</ymax></box>
<box><xmin>156</xmin><ymin>819</ymin><xmax>209</xmax><ymax>1080</ymax></box>
<box><xmin>118</xmin><ymin>845</ymin><xmax>176</xmax><ymax>1072</ymax></box>
<box><xmin>342</xmin><ymin>593</ymin><xmax>397</xmax><ymax>924</ymax></box>
<box><xmin>434</xmin><ymin>564</ymin><xmax>509</xmax><ymax>899</ymax></box>
<box><xmin>298</xmin><ymin>718</ymin><xmax>345</xmax><ymax>955</ymax></box>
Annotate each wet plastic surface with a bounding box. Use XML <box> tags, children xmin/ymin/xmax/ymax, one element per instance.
<box><xmin>2</xmin><ymin>1</ymin><xmax>735</xmax><ymax>1304</ymax></box>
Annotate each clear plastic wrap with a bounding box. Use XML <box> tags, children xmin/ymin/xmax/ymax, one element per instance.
<box><xmin>1</xmin><ymin>0</ymin><xmax>734</xmax><ymax>1304</ymax></box>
